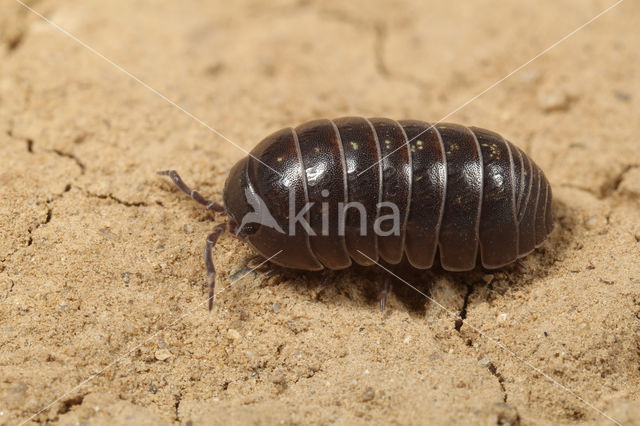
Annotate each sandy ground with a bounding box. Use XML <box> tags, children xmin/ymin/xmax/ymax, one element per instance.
<box><xmin>1</xmin><ymin>0</ymin><xmax>639</xmax><ymax>424</ymax></box>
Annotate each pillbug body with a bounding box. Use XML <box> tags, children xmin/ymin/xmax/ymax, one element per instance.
<box><xmin>159</xmin><ymin>117</ymin><xmax>553</xmax><ymax>310</ymax></box>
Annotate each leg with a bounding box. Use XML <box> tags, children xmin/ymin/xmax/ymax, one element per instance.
<box><xmin>515</xmin><ymin>258</ymin><xmax>529</xmax><ymax>272</ymax></box>
<box><xmin>379</xmin><ymin>274</ymin><xmax>391</xmax><ymax>312</ymax></box>
<box><xmin>245</xmin><ymin>255</ymin><xmax>281</xmax><ymax>279</ymax></box>
<box><xmin>246</xmin><ymin>255</ymin><xmax>269</xmax><ymax>271</ymax></box>
<box><xmin>205</xmin><ymin>222</ymin><xmax>229</xmax><ymax>311</ymax></box>
<box><xmin>312</xmin><ymin>269</ymin><xmax>333</xmax><ymax>302</ymax></box>
<box><xmin>319</xmin><ymin>270</ymin><xmax>334</xmax><ymax>287</ymax></box>
<box><xmin>157</xmin><ymin>169</ymin><xmax>225</xmax><ymax>212</ymax></box>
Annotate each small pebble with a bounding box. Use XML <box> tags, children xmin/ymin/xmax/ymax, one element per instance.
<box><xmin>183</xmin><ymin>224</ymin><xmax>193</xmax><ymax>233</ymax></box>
<box><xmin>287</xmin><ymin>320</ymin><xmax>299</xmax><ymax>333</ymax></box>
<box><xmin>614</xmin><ymin>91</ymin><xmax>631</xmax><ymax>102</ymax></box>
<box><xmin>569</xmin><ymin>142</ymin><xmax>586</xmax><ymax>149</ymax></box>
<box><xmin>272</xmin><ymin>302</ymin><xmax>281</xmax><ymax>313</ymax></box>
<box><xmin>584</xmin><ymin>216</ymin><xmax>599</xmax><ymax>230</ymax></box>
<box><xmin>155</xmin><ymin>349</ymin><xmax>172</xmax><ymax>361</ymax></box>
<box><xmin>497</xmin><ymin>312</ymin><xmax>508</xmax><ymax>322</ymax></box>
<box><xmin>538</xmin><ymin>89</ymin><xmax>571</xmax><ymax>112</ymax></box>
<box><xmin>518</xmin><ymin>69</ymin><xmax>541</xmax><ymax>84</ymax></box>
<box><xmin>150</xmin><ymin>384</ymin><xmax>158</xmax><ymax>394</ymax></box>
<box><xmin>99</xmin><ymin>227</ymin><xmax>116</xmax><ymax>239</ymax></box>
<box><xmin>227</xmin><ymin>328</ymin><xmax>241</xmax><ymax>340</ymax></box>
<box><xmin>360</xmin><ymin>387</ymin><xmax>375</xmax><ymax>402</ymax></box>
<box><xmin>157</xmin><ymin>336</ymin><xmax>168</xmax><ymax>349</ymax></box>
<box><xmin>482</xmin><ymin>274</ymin><xmax>495</xmax><ymax>284</ymax></box>
<box><xmin>204</xmin><ymin>62</ymin><xmax>225</xmax><ymax>75</ymax></box>
<box><xmin>478</xmin><ymin>357</ymin><xmax>492</xmax><ymax>367</ymax></box>
<box><xmin>272</xmin><ymin>374</ymin><xmax>287</xmax><ymax>392</ymax></box>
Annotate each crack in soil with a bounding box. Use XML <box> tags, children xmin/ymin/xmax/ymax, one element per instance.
<box><xmin>318</xmin><ymin>9</ymin><xmax>428</xmax><ymax>91</ymax></box>
<box><xmin>50</xmin><ymin>149</ymin><xmax>86</xmax><ymax>174</ymax></box>
<box><xmin>6</xmin><ymin>30</ymin><xmax>25</xmax><ymax>52</ymax></box>
<box><xmin>557</xmin><ymin>183</ymin><xmax>598</xmax><ymax>197</ymax></box>
<box><xmin>1</xmin><ymin>279</ymin><xmax>16</xmax><ymax>300</ymax></box>
<box><xmin>454</xmin><ymin>284</ymin><xmax>472</xmax><ymax>331</ymax></box>
<box><xmin>486</xmin><ymin>359</ymin><xmax>508</xmax><ymax>402</ymax></box>
<box><xmin>1</xmin><ymin>183</ymin><xmax>71</xmax><ymax>270</ymax></box>
<box><xmin>599</xmin><ymin>163</ymin><xmax>640</xmax><ymax>199</ymax></box>
<box><xmin>27</xmin><ymin>206</ymin><xmax>52</xmax><ymax>247</ymax></box>
<box><xmin>371</xmin><ymin>21</ymin><xmax>431</xmax><ymax>90</ymax></box>
<box><xmin>174</xmin><ymin>392</ymin><xmax>182</xmax><ymax>423</ymax></box>
<box><xmin>373</xmin><ymin>23</ymin><xmax>389</xmax><ymax>78</ymax></box>
<box><xmin>6</xmin><ymin>128</ymin><xmax>33</xmax><ymax>153</ymax></box>
<box><xmin>84</xmin><ymin>190</ymin><xmax>148</xmax><ymax>207</ymax></box>
<box><xmin>7</xmin><ymin>129</ymin><xmax>87</xmax><ymax>178</ymax></box>
<box><xmin>560</xmin><ymin>163</ymin><xmax>640</xmax><ymax>201</ymax></box>
<box><xmin>454</xmin><ymin>283</ymin><xmax>519</xmax><ymax>421</ymax></box>
<box><xmin>4</xmin><ymin>0</ymin><xmax>43</xmax><ymax>54</ymax></box>
<box><xmin>57</xmin><ymin>393</ymin><xmax>85</xmax><ymax>416</ymax></box>
<box><xmin>7</xmin><ymin>127</ymin><xmax>85</xmax><ymax>174</ymax></box>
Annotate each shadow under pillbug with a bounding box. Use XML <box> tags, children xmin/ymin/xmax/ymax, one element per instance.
<box><xmin>159</xmin><ymin>117</ymin><xmax>553</xmax><ymax>310</ymax></box>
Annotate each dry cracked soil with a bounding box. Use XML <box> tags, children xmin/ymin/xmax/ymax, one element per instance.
<box><xmin>1</xmin><ymin>0</ymin><xmax>639</xmax><ymax>425</ymax></box>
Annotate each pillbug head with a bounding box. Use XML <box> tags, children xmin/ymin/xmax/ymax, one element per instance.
<box><xmin>223</xmin><ymin>157</ymin><xmax>259</xmax><ymax>239</ymax></box>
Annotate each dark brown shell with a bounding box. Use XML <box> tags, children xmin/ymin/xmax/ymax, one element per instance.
<box><xmin>223</xmin><ymin>117</ymin><xmax>553</xmax><ymax>271</ymax></box>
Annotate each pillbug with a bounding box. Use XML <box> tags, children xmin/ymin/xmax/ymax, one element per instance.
<box><xmin>159</xmin><ymin>117</ymin><xmax>553</xmax><ymax>310</ymax></box>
